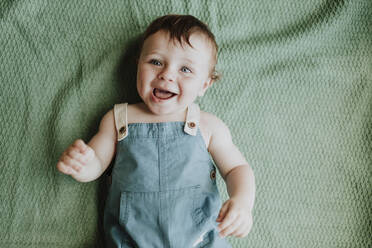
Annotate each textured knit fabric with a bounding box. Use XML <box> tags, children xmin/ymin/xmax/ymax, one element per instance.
<box><xmin>1</xmin><ymin>0</ymin><xmax>371</xmax><ymax>247</ymax></box>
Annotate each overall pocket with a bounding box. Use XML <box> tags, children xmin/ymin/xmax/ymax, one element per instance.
<box><xmin>119</xmin><ymin>186</ymin><xmax>214</xmax><ymax>247</ymax></box>
<box><xmin>119</xmin><ymin>191</ymin><xmax>164</xmax><ymax>246</ymax></box>
<box><xmin>167</xmin><ymin>186</ymin><xmax>214</xmax><ymax>246</ymax></box>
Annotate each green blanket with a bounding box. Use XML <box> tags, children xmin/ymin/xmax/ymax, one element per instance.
<box><xmin>1</xmin><ymin>0</ymin><xmax>371</xmax><ymax>247</ymax></box>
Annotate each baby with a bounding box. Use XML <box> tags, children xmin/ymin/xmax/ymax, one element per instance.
<box><xmin>57</xmin><ymin>14</ymin><xmax>255</xmax><ymax>247</ymax></box>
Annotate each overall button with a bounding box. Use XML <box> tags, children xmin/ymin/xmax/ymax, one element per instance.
<box><xmin>119</xmin><ymin>126</ymin><xmax>126</xmax><ymax>134</ymax></box>
<box><xmin>188</xmin><ymin>122</ymin><xmax>196</xmax><ymax>129</ymax></box>
<box><xmin>210</xmin><ymin>169</ymin><xmax>216</xmax><ymax>180</ymax></box>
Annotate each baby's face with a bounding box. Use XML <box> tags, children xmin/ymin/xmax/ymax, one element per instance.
<box><xmin>137</xmin><ymin>30</ymin><xmax>214</xmax><ymax>116</ymax></box>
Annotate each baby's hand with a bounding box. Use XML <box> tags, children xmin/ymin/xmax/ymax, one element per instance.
<box><xmin>57</xmin><ymin>139</ymin><xmax>97</xmax><ymax>181</ymax></box>
<box><xmin>216</xmin><ymin>197</ymin><xmax>253</xmax><ymax>238</ymax></box>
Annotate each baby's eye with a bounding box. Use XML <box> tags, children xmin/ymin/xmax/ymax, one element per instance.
<box><xmin>150</xmin><ymin>59</ymin><xmax>162</xmax><ymax>66</ymax></box>
<box><xmin>181</xmin><ymin>66</ymin><xmax>192</xmax><ymax>73</ymax></box>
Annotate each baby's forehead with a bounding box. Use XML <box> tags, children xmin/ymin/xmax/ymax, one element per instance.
<box><xmin>169</xmin><ymin>31</ymin><xmax>212</xmax><ymax>47</ymax></box>
<box><xmin>147</xmin><ymin>30</ymin><xmax>215</xmax><ymax>56</ymax></box>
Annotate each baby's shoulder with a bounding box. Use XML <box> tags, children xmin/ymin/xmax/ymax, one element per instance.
<box><xmin>200</xmin><ymin>111</ymin><xmax>231</xmax><ymax>138</ymax></box>
<box><xmin>97</xmin><ymin>108</ymin><xmax>116</xmax><ymax>137</ymax></box>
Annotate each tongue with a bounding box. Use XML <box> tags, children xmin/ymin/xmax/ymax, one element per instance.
<box><xmin>154</xmin><ymin>88</ymin><xmax>174</xmax><ymax>99</ymax></box>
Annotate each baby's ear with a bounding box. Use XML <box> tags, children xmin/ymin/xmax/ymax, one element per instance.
<box><xmin>198</xmin><ymin>77</ymin><xmax>214</xmax><ymax>97</ymax></box>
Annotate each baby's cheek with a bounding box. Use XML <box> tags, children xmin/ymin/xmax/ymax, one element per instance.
<box><xmin>177</xmin><ymin>89</ymin><xmax>192</xmax><ymax>103</ymax></box>
<box><xmin>136</xmin><ymin>79</ymin><xmax>146</xmax><ymax>96</ymax></box>
<box><xmin>184</xmin><ymin>84</ymin><xmax>199</xmax><ymax>97</ymax></box>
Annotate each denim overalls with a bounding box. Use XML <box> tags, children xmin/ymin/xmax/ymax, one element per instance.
<box><xmin>104</xmin><ymin>103</ymin><xmax>231</xmax><ymax>248</ymax></box>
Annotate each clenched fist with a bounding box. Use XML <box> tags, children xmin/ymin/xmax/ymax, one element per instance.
<box><xmin>217</xmin><ymin>197</ymin><xmax>253</xmax><ymax>238</ymax></box>
<box><xmin>57</xmin><ymin>139</ymin><xmax>101</xmax><ymax>182</ymax></box>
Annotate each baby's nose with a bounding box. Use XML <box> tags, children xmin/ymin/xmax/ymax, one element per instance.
<box><xmin>158</xmin><ymin>67</ymin><xmax>176</xmax><ymax>82</ymax></box>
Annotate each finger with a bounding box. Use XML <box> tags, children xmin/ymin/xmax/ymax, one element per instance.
<box><xmin>219</xmin><ymin>215</ymin><xmax>242</xmax><ymax>238</ymax></box>
<box><xmin>75</xmin><ymin>140</ymin><xmax>95</xmax><ymax>158</ymax></box>
<box><xmin>67</xmin><ymin>149</ymin><xmax>87</xmax><ymax>165</ymax></box>
<box><xmin>234</xmin><ymin>222</ymin><xmax>250</xmax><ymax>238</ymax></box>
<box><xmin>216</xmin><ymin>201</ymin><xmax>230</xmax><ymax>222</ymax></box>
<box><xmin>66</xmin><ymin>145</ymin><xmax>81</xmax><ymax>157</ymax></box>
<box><xmin>73</xmin><ymin>139</ymin><xmax>88</xmax><ymax>154</ymax></box>
<box><xmin>218</xmin><ymin>208</ymin><xmax>238</xmax><ymax>231</ymax></box>
<box><xmin>61</xmin><ymin>154</ymin><xmax>83</xmax><ymax>173</ymax></box>
<box><xmin>231</xmin><ymin>221</ymin><xmax>248</xmax><ymax>238</ymax></box>
<box><xmin>83</xmin><ymin>145</ymin><xmax>95</xmax><ymax>157</ymax></box>
<box><xmin>57</xmin><ymin>161</ymin><xmax>76</xmax><ymax>175</ymax></box>
<box><xmin>60</xmin><ymin>150</ymin><xmax>67</xmax><ymax>160</ymax></box>
<box><xmin>237</xmin><ymin>214</ymin><xmax>253</xmax><ymax>237</ymax></box>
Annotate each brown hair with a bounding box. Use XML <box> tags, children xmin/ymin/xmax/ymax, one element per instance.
<box><xmin>141</xmin><ymin>14</ymin><xmax>220</xmax><ymax>81</ymax></box>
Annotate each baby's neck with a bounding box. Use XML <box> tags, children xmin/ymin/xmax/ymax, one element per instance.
<box><xmin>128</xmin><ymin>102</ymin><xmax>188</xmax><ymax>124</ymax></box>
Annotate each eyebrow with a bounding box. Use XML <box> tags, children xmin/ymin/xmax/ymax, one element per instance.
<box><xmin>181</xmin><ymin>57</ymin><xmax>196</xmax><ymax>64</ymax></box>
<box><xmin>143</xmin><ymin>52</ymin><xmax>198</xmax><ymax>65</ymax></box>
<box><xmin>142</xmin><ymin>51</ymin><xmax>163</xmax><ymax>57</ymax></box>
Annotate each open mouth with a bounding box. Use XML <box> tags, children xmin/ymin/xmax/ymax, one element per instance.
<box><xmin>153</xmin><ymin>88</ymin><xmax>177</xmax><ymax>100</ymax></box>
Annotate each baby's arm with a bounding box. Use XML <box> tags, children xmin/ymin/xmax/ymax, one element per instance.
<box><xmin>206</xmin><ymin>114</ymin><xmax>256</xmax><ymax>238</ymax></box>
<box><xmin>57</xmin><ymin>110</ymin><xmax>116</xmax><ymax>182</ymax></box>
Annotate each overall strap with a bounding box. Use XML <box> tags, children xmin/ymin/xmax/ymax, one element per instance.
<box><xmin>184</xmin><ymin>103</ymin><xmax>200</xmax><ymax>136</ymax></box>
<box><xmin>114</xmin><ymin>103</ymin><xmax>128</xmax><ymax>141</ymax></box>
